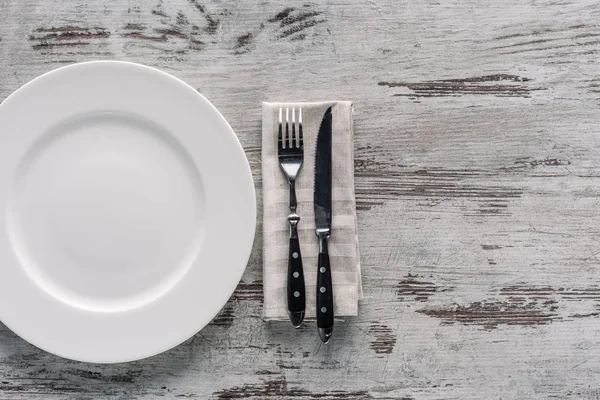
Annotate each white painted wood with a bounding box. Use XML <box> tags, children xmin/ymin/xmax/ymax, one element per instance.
<box><xmin>2</xmin><ymin>0</ymin><xmax>600</xmax><ymax>398</ymax></box>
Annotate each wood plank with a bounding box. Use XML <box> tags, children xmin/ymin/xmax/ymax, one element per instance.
<box><xmin>2</xmin><ymin>0</ymin><xmax>600</xmax><ymax>398</ymax></box>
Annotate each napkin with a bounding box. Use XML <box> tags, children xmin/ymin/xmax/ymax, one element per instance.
<box><xmin>262</xmin><ymin>101</ymin><xmax>362</xmax><ymax>320</ymax></box>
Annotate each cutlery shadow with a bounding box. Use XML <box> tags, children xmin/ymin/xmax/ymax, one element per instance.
<box><xmin>263</xmin><ymin>316</ymin><xmax>357</xmax><ymax>353</ymax></box>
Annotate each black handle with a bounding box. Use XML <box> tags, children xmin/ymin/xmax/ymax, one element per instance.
<box><xmin>287</xmin><ymin>235</ymin><xmax>305</xmax><ymax>328</ymax></box>
<box><xmin>316</xmin><ymin>249</ymin><xmax>334</xmax><ymax>342</ymax></box>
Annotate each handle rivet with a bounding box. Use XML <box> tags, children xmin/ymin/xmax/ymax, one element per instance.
<box><xmin>321</xmin><ymin>307</ymin><xmax>327</xmax><ymax>313</ymax></box>
<box><xmin>320</xmin><ymin>287</ymin><xmax>326</xmax><ymax>293</ymax></box>
<box><xmin>292</xmin><ymin>252</ymin><xmax>299</xmax><ymax>259</ymax></box>
<box><xmin>293</xmin><ymin>271</ymin><xmax>299</xmax><ymax>278</ymax></box>
<box><xmin>320</xmin><ymin>267</ymin><xmax>326</xmax><ymax>273</ymax></box>
<box><xmin>294</xmin><ymin>291</ymin><xmax>300</xmax><ymax>298</ymax></box>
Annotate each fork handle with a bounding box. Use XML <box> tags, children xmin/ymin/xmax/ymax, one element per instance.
<box><xmin>287</xmin><ymin>214</ymin><xmax>305</xmax><ymax>328</ymax></box>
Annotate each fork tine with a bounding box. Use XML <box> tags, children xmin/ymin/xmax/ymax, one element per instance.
<box><xmin>278</xmin><ymin>108</ymin><xmax>283</xmax><ymax>151</ymax></box>
<box><xmin>285</xmin><ymin>108</ymin><xmax>290</xmax><ymax>149</ymax></box>
<box><xmin>298</xmin><ymin>107</ymin><xmax>303</xmax><ymax>148</ymax></box>
<box><xmin>291</xmin><ymin>107</ymin><xmax>296</xmax><ymax>148</ymax></box>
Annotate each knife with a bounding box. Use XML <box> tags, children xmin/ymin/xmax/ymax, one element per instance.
<box><xmin>314</xmin><ymin>106</ymin><xmax>334</xmax><ymax>343</ymax></box>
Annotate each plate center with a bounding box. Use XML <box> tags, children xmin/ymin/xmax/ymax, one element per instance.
<box><xmin>7</xmin><ymin>112</ymin><xmax>205</xmax><ymax>312</ymax></box>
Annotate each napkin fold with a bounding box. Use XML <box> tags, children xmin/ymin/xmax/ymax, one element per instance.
<box><xmin>262</xmin><ymin>101</ymin><xmax>362</xmax><ymax>320</ymax></box>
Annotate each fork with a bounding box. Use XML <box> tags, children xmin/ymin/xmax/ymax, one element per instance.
<box><xmin>278</xmin><ymin>107</ymin><xmax>306</xmax><ymax>328</ymax></box>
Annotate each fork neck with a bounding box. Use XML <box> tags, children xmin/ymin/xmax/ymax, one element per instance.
<box><xmin>288</xmin><ymin>179</ymin><xmax>297</xmax><ymax>213</ymax></box>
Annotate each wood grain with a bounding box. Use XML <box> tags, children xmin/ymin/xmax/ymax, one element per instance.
<box><xmin>2</xmin><ymin>0</ymin><xmax>600</xmax><ymax>398</ymax></box>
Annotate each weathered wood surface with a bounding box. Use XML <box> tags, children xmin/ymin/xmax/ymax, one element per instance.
<box><xmin>2</xmin><ymin>0</ymin><xmax>600</xmax><ymax>398</ymax></box>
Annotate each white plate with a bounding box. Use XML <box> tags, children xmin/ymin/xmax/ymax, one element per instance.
<box><xmin>0</xmin><ymin>61</ymin><xmax>256</xmax><ymax>363</ymax></box>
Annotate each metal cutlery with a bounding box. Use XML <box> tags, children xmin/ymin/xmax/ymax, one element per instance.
<box><xmin>314</xmin><ymin>107</ymin><xmax>334</xmax><ymax>343</ymax></box>
<box><xmin>277</xmin><ymin>107</ymin><xmax>306</xmax><ymax>328</ymax></box>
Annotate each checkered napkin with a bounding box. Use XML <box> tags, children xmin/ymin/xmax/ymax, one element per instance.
<box><xmin>261</xmin><ymin>101</ymin><xmax>362</xmax><ymax>320</ymax></box>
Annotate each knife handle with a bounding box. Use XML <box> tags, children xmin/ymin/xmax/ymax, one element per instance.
<box><xmin>287</xmin><ymin>214</ymin><xmax>305</xmax><ymax>328</ymax></box>
<box><xmin>316</xmin><ymin>237</ymin><xmax>334</xmax><ymax>343</ymax></box>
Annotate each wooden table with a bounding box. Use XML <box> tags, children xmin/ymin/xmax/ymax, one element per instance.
<box><xmin>2</xmin><ymin>0</ymin><xmax>600</xmax><ymax>398</ymax></box>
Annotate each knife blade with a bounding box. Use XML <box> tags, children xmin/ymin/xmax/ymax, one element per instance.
<box><xmin>313</xmin><ymin>106</ymin><xmax>334</xmax><ymax>343</ymax></box>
